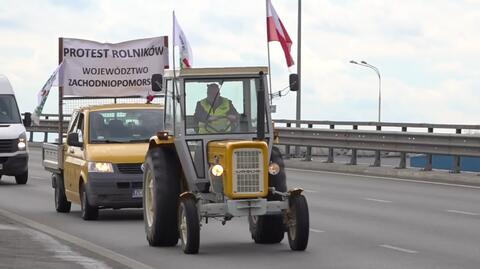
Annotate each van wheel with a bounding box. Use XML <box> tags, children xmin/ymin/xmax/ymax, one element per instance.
<box><xmin>80</xmin><ymin>185</ymin><xmax>98</xmax><ymax>220</ymax></box>
<box><xmin>144</xmin><ymin>147</ymin><xmax>180</xmax><ymax>246</ymax></box>
<box><xmin>15</xmin><ymin>171</ymin><xmax>28</xmax><ymax>185</ymax></box>
<box><xmin>54</xmin><ymin>174</ymin><xmax>71</xmax><ymax>213</ymax></box>
<box><xmin>178</xmin><ymin>197</ymin><xmax>200</xmax><ymax>254</ymax></box>
<box><xmin>287</xmin><ymin>194</ymin><xmax>309</xmax><ymax>251</ymax></box>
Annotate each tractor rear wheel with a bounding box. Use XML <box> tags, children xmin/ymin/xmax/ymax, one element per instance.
<box><xmin>248</xmin><ymin>146</ymin><xmax>287</xmax><ymax>244</ymax></box>
<box><xmin>144</xmin><ymin>147</ymin><xmax>180</xmax><ymax>246</ymax></box>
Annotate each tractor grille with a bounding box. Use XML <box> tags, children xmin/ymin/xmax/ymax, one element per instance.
<box><xmin>232</xmin><ymin>149</ymin><xmax>264</xmax><ymax>194</ymax></box>
<box><xmin>117</xmin><ymin>163</ymin><xmax>142</xmax><ymax>174</ymax></box>
<box><xmin>0</xmin><ymin>139</ymin><xmax>15</xmax><ymax>153</ymax></box>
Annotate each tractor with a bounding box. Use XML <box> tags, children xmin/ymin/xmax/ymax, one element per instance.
<box><xmin>143</xmin><ymin>66</ymin><xmax>309</xmax><ymax>254</ymax></box>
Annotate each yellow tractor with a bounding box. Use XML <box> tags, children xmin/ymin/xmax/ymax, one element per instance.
<box><xmin>143</xmin><ymin>67</ymin><xmax>309</xmax><ymax>254</ymax></box>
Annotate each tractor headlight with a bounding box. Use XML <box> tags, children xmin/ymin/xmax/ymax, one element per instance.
<box><xmin>268</xmin><ymin>162</ymin><xmax>280</xmax><ymax>175</ymax></box>
<box><xmin>88</xmin><ymin>162</ymin><xmax>114</xmax><ymax>173</ymax></box>
<box><xmin>211</xmin><ymin>164</ymin><xmax>224</xmax><ymax>177</ymax></box>
<box><xmin>17</xmin><ymin>132</ymin><xmax>27</xmax><ymax>151</ymax></box>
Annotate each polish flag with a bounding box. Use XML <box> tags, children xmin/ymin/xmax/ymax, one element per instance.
<box><xmin>173</xmin><ymin>13</ymin><xmax>193</xmax><ymax>69</ymax></box>
<box><xmin>267</xmin><ymin>0</ymin><xmax>294</xmax><ymax>67</ymax></box>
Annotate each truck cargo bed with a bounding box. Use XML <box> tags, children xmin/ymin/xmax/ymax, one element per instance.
<box><xmin>42</xmin><ymin>143</ymin><xmax>63</xmax><ymax>173</ymax></box>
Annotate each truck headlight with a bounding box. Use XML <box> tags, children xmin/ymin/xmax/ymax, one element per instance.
<box><xmin>88</xmin><ymin>162</ymin><xmax>114</xmax><ymax>173</ymax></box>
<box><xmin>211</xmin><ymin>164</ymin><xmax>224</xmax><ymax>177</ymax></box>
<box><xmin>268</xmin><ymin>162</ymin><xmax>280</xmax><ymax>175</ymax></box>
<box><xmin>18</xmin><ymin>132</ymin><xmax>27</xmax><ymax>151</ymax></box>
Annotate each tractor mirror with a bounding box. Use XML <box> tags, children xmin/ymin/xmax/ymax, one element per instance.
<box><xmin>289</xmin><ymin>73</ymin><xmax>299</xmax><ymax>91</ymax></box>
<box><xmin>151</xmin><ymin>74</ymin><xmax>163</xmax><ymax>92</ymax></box>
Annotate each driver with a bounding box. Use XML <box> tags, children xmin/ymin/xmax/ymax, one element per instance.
<box><xmin>193</xmin><ymin>83</ymin><xmax>239</xmax><ymax>134</ymax></box>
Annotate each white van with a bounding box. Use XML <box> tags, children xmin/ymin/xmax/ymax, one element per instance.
<box><xmin>0</xmin><ymin>75</ymin><xmax>30</xmax><ymax>184</ymax></box>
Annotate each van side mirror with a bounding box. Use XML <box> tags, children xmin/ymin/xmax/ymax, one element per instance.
<box><xmin>289</xmin><ymin>73</ymin><xmax>299</xmax><ymax>91</ymax></box>
<box><xmin>23</xmin><ymin>112</ymin><xmax>32</xmax><ymax>127</ymax></box>
<box><xmin>67</xmin><ymin>132</ymin><xmax>82</xmax><ymax>147</ymax></box>
<box><xmin>151</xmin><ymin>74</ymin><xmax>163</xmax><ymax>92</ymax></box>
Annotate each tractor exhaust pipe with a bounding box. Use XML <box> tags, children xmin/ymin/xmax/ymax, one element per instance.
<box><xmin>257</xmin><ymin>71</ymin><xmax>265</xmax><ymax>141</ymax></box>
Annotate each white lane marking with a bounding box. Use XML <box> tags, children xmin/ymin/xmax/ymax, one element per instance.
<box><xmin>25</xmin><ymin>228</ymin><xmax>112</xmax><ymax>269</ymax></box>
<box><xmin>379</xmin><ymin>244</ymin><xmax>418</xmax><ymax>254</ymax></box>
<box><xmin>364</xmin><ymin>198</ymin><xmax>392</xmax><ymax>203</ymax></box>
<box><xmin>286</xmin><ymin>168</ymin><xmax>480</xmax><ymax>190</ymax></box>
<box><xmin>446</xmin><ymin>209</ymin><xmax>479</xmax><ymax>216</ymax></box>
<box><xmin>0</xmin><ymin>224</ymin><xmax>19</xmax><ymax>230</ymax></box>
<box><xmin>304</xmin><ymin>189</ymin><xmax>318</xmax><ymax>193</ymax></box>
<box><xmin>0</xmin><ymin>208</ymin><xmax>155</xmax><ymax>269</ymax></box>
<box><xmin>310</xmin><ymin>228</ymin><xmax>325</xmax><ymax>233</ymax></box>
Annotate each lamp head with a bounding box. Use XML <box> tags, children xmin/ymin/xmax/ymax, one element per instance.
<box><xmin>350</xmin><ymin>60</ymin><xmax>358</xmax><ymax>64</ymax></box>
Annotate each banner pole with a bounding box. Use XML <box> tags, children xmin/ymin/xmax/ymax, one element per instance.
<box><xmin>58</xmin><ymin>37</ymin><xmax>64</xmax><ymax>144</ymax></box>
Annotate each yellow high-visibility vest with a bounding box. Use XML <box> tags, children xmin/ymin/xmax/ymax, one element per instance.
<box><xmin>198</xmin><ymin>98</ymin><xmax>231</xmax><ymax>134</ymax></box>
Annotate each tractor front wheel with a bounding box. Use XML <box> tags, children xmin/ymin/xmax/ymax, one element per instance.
<box><xmin>286</xmin><ymin>194</ymin><xmax>309</xmax><ymax>251</ymax></box>
<box><xmin>178</xmin><ymin>197</ymin><xmax>200</xmax><ymax>254</ymax></box>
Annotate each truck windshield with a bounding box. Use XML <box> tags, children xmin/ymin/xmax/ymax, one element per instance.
<box><xmin>89</xmin><ymin>109</ymin><xmax>163</xmax><ymax>143</ymax></box>
<box><xmin>184</xmin><ymin>78</ymin><xmax>262</xmax><ymax>135</ymax></box>
<box><xmin>0</xmin><ymin>95</ymin><xmax>21</xmax><ymax>124</ymax></box>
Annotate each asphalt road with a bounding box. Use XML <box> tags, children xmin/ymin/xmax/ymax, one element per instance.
<box><xmin>0</xmin><ymin>148</ymin><xmax>479</xmax><ymax>269</ymax></box>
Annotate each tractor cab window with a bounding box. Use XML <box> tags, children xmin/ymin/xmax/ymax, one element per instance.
<box><xmin>185</xmin><ymin>78</ymin><xmax>261</xmax><ymax>135</ymax></box>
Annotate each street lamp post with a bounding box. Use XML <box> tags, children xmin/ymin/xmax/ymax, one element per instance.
<box><xmin>350</xmin><ymin>60</ymin><xmax>382</xmax><ymax>122</ymax></box>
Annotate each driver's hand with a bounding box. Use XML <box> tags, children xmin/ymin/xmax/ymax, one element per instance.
<box><xmin>227</xmin><ymin>115</ymin><xmax>237</xmax><ymax>122</ymax></box>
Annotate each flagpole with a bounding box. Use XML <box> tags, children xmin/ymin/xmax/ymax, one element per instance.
<box><xmin>266</xmin><ymin>0</ymin><xmax>273</xmax><ymax>105</ymax></box>
<box><xmin>172</xmin><ymin>11</ymin><xmax>177</xmax><ymax>74</ymax></box>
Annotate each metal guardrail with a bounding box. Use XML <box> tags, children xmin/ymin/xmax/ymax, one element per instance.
<box><xmin>274</xmin><ymin>119</ymin><xmax>480</xmax><ymax>173</ymax></box>
<box><xmin>25</xmin><ymin>115</ymin><xmax>480</xmax><ymax>173</ymax></box>
<box><xmin>24</xmin><ymin>114</ymin><xmax>70</xmax><ymax>143</ymax></box>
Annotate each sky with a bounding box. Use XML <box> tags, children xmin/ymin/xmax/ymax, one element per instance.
<box><xmin>1</xmin><ymin>0</ymin><xmax>479</xmax><ymax>124</ymax></box>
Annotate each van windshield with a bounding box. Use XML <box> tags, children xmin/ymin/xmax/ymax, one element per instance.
<box><xmin>89</xmin><ymin>109</ymin><xmax>164</xmax><ymax>144</ymax></box>
<box><xmin>0</xmin><ymin>95</ymin><xmax>21</xmax><ymax>124</ymax></box>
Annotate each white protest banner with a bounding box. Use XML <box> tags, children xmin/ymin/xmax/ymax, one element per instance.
<box><xmin>62</xmin><ymin>36</ymin><xmax>169</xmax><ymax>97</ymax></box>
<box><xmin>31</xmin><ymin>62</ymin><xmax>63</xmax><ymax>126</ymax></box>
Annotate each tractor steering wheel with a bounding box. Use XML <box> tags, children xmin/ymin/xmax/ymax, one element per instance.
<box><xmin>204</xmin><ymin>115</ymin><xmax>239</xmax><ymax>133</ymax></box>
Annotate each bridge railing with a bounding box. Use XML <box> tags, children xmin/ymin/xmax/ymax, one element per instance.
<box><xmin>274</xmin><ymin>119</ymin><xmax>480</xmax><ymax>173</ymax></box>
<box><xmin>24</xmin><ymin>114</ymin><xmax>70</xmax><ymax>143</ymax></box>
<box><xmin>25</xmin><ymin>115</ymin><xmax>480</xmax><ymax>173</ymax></box>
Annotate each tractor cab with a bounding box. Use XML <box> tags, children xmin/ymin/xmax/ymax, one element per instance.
<box><xmin>161</xmin><ymin>67</ymin><xmax>273</xmax><ymax>192</ymax></box>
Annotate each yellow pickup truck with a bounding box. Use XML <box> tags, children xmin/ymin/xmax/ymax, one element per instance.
<box><xmin>43</xmin><ymin>103</ymin><xmax>163</xmax><ymax>220</ymax></box>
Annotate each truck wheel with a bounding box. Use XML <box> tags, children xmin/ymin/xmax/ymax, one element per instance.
<box><xmin>15</xmin><ymin>171</ymin><xmax>28</xmax><ymax>185</ymax></box>
<box><xmin>80</xmin><ymin>184</ymin><xmax>98</xmax><ymax>220</ymax></box>
<box><xmin>249</xmin><ymin>214</ymin><xmax>285</xmax><ymax>244</ymax></box>
<box><xmin>54</xmin><ymin>174</ymin><xmax>71</xmax><ymax>213</ymax></box>
<box><xmin>178</xmin><ymin>197</ymin><xmax>200</xmax><ymax>254</ymax></box>
<box><xmin>287</xmin><ymin>194</ymin><xmax>309</xmax><ymax>251</ymax></box>
<box><xmin>144</xmin><ymin>147</ymin><xmax>180</xmax><ymax>246</ymax></box>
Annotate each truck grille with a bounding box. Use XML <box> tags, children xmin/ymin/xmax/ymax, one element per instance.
<box><xmin>0</xmin><ymin>139</ymin><xmax>15</xmax><ymax>153</ymax></box>
<box><xmin>117</xmin><ymin>163</ymin><xmax>142</xmax><ymax>174</ymax></box>
<box><xmin>232</xmin><ymin>149</ymin><xmax>264</xmax><ymax>194</ymax></box>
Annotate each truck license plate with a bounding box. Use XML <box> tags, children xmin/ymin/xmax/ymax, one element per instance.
<box><xmin>132</xmin><ymin>189</ymin><xmax>143</xmax><ymax>198</ymax></box>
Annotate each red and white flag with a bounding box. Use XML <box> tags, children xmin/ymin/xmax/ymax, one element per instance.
<box><xmin>267</xmin><ymin>0</ymin><xmax>294</xmax><ymax>67</ymax></box>
<box><xmin>173</xmin><ymin>13</ymin><xmax>193</xmax><ymax>69</ymax></box>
